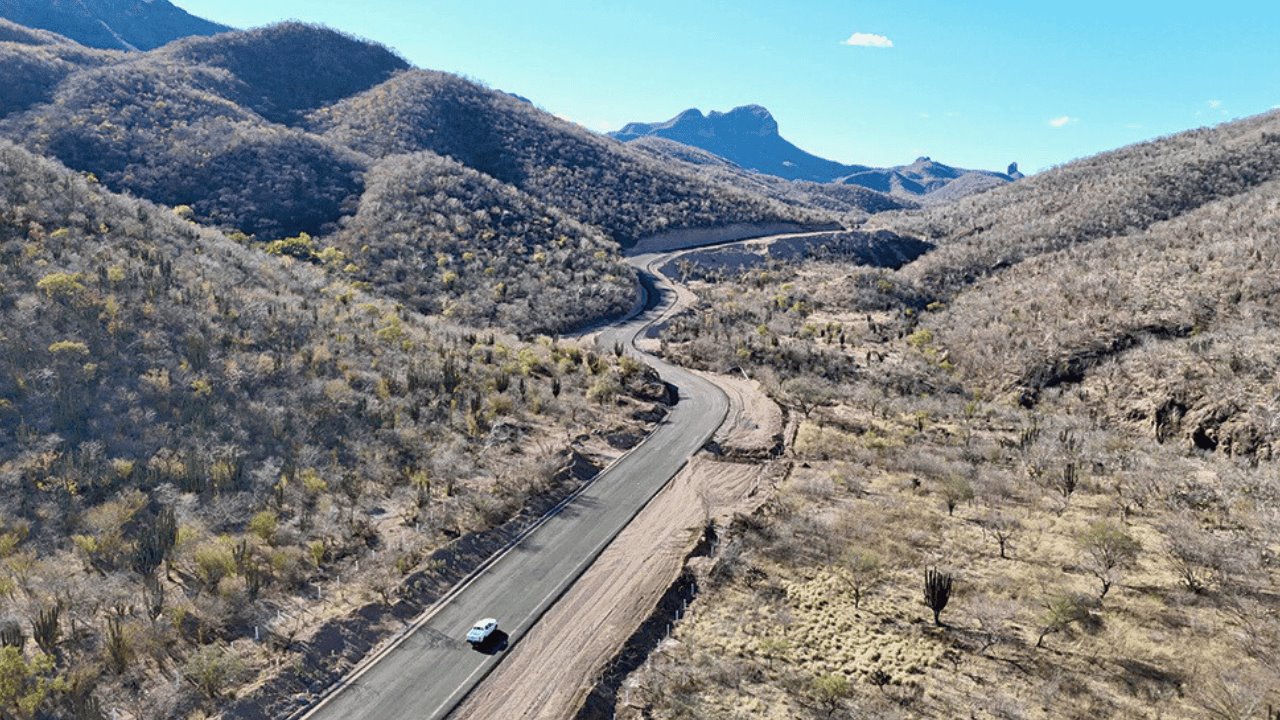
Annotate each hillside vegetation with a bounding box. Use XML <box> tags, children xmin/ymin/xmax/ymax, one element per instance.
<box><xmin>0</xmin><ymin>34</ymin><xmax>119</xmax><ymax>118</ymax></box>
<box><xmin>0</xmin><ymin>140</ymin><xmax>663</xmax><ymax>716</ymax></box>
<box><xmin>624</xmin><ymin>112</ymin><xmax>1280</xmax><ymax>719</ymax></box>
<box><xmin>1</xmin><ymin>58</ymin><xmax>368</xmax><ymax>238</ymax></box>
<box><xmin>308</xmin><ymin>69</ymin><xmax>824</xmax><ymax>246</ymax></box>
<box><xmin>335</xmin><ymin>151</ymin><xmax>636</xmax><ymax>333</ymax></box>
<box><xmin>878</xmin><ymin>111</ymin><xmax>1280</xmax><ymax>299</ymax></box>
<box><xmin>154</xmin><ymin>23</ymin><xmax>409</xmax><ymax>124</ymax></box>
<box><xmin>0</xmin><ymin>18</ymin><xmax>70</xmax><ymax>46</ymax></box>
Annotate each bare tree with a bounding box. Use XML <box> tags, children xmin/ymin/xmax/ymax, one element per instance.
<box><xmin>779</xmin><ymin>376</ymin><xmax>839</xmax><ymax>419</ymax></box>
<box><xmin>971</xmin><ymin>594</ymin><xmax>1018</xmax><ymax>654</ymax></box>
<box><xmin>838</xmin><ymin>548</ymin><xmax>885</xmax><ymax>610</ymax></box>
<box><xmin>1077</xmin><ymin>521</ymin><xmax>1141</xmax><ymax>600</ymax></box>
<box><xmin>980</xmin><ymin>510</ymin><xmax>1022</xmax><ymax>559</ymax></box>
<box><xmin>1162</xmin><ymin>517</ymin><xmax>1227</xmax><ymax>594</ymax></box>
<box><xmin>1035</xmin><ymin>592</ymin><xmax>1094</xmax><ymax>649</ymax></box>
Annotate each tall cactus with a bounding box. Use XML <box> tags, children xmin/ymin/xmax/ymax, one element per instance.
<box><xmin>105</xmin><ymin>615</ymin><xmax>129</xmax><ymax>674</ymax></box>
<box><xmin>924</xmin><ymin>568</ymin><xmax>953</xmax><ymax>626</ymax></box>
<box><xmin>31</xmin><ymin>603</ymin><xmax>61</xmax><ymax>654</ymax></box>
<box><xmin>133</xmin><ymin>506</ymin><xmax>178</xmax><ymax>578</ymax></box>
<box><xmin>143</xmin><ymin>574</ymin><xmax>165</xmax><ymax>622</ymax></box>
<box><xmin>0</xmin><ymin>619</ymin><xmax>23</xmax><ymax>649</ymax></box>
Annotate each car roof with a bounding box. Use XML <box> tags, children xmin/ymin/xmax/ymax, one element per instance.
<box><xmin>473</xmin><ymin>618</ymin><xmax>497</xmax><ymax>627</ymax></box>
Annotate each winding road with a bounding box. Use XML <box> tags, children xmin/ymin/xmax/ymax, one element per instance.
<box><xmin>300</xmin><ymin>245</ymin><xmax>741</xmax><ymax>720</ymax></box>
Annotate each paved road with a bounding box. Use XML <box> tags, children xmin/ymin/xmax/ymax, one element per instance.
<box><xmin>303</xmin><ymin>252</ymin><xmax>729</xmax><ymax>720</ymax></box>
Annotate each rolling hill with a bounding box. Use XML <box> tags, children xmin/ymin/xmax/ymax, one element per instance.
<box><xmin>0</xmin><ymin>17</ymin><xmax>123</xmax><ymax>119</ymax></box>
<box><xmin>0</xmin><ymin>56</ymin><xmax>369</xmax><ymax>238</ymax></box>
<box><xmin>1</xmin><ymin>20</ymin><xmax>832</xmax><ymax>294</ymax></box>
<box><xmin>308</xmin><ymin>70</ymin><xmax>825</xmax><ymax>247</ymax></box>
<box><xmin>153</xmin><ymin>22</ymin><xmax>410</xmax><ymax>124</ymax></box>
<box><xmin>0</xmin><ymin>0</ymin><xmax>230</xmax><ymax>51</ymax></box>
<box><xmin>878</xmin><ymin>109</ymin><xmax>1280</xmax><ymax>300</ymax></box>
<box><xmin>334</xmin><ymin>151</ymin><xmax>636</xmax><ymax>333</ymax></box>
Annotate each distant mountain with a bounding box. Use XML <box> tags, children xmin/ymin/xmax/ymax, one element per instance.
<box><xmin>627</xmin><ymin>136</ymin><xmax>916</xmax><ymax>217</ymax></box>
<box><xmin>613</xmin><ymin>105</ymin><xmax>865</xmax><ymax>183</ymax></box>
<box><xmin>611</xmin><ymin>105</ymin><xmax>1018</xmax><ymax>201</ymax></box>
<box><xmin>0</xmin><ymin>0</ymin><xmax>231</xmax><ymax>51</ymax></box>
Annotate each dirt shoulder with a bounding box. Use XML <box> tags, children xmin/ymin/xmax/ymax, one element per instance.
<box><xmin>451</xmin><ymin>235</ymin><xmax>790</xmax><ymax>720</ymax></box>
<box><xmin>450</xmin><ymin>456</ymin><xmax>771</xmax><ymax>720</ymax></box>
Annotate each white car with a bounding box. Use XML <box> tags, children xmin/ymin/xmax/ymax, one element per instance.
<box><xmin>466</xmin><ymin>618</ymin><xmax>498</xmax><ymax>644</ymax></box>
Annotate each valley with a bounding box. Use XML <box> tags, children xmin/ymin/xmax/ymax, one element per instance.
<box><xmin>0</xmin><ymin>3</ymin><xmax>1277</xmax><ymax>719</ymax></box>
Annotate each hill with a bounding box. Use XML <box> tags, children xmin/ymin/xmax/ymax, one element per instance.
<box><xmin>908</xmin><ymin>112</ymin><xmax>1280</xmax><ymax>451</ymax></box>
<box><xmin>619</xmin><ymin>109</ymin><xmax>1280</xmax><ymax>720</ymax></box>
<box><xmin>0</xmin><ymin>26</ymin><xmax>120</xmax><ymax>118</ymax></box>
<box><xmin>0</xmin><ymin>20</ymin><xmax>812</xmax><ymax>331</ymax></box>
<box><xmin>154</xmin><ymin>22</ymin><xmax>410</xmax><ymax>124</ymax></box>
<box><xmin>611</xmin><ymin>104</ymin><xmax>1018</xmax><ymax>201</ymax></box>
<box><xmin>307</xmin><ymin>71</ymin><xmax>825</xmax><ymax>247</ymax></box>
<box><xmin>0</xmin><ymin>24</ymin><xmax>414</xmax><ymax>236</ymax></box>
<box><xmin>0</xmin><ymin>16</ymin><xmax>73</xmax><ymax>45</ymax></box>
<box><xmin>877</xmin><ymin>110</ymin><xmax>1280</xmax><ymax>299</ymax></box>
<box><xmin>0</xmin><ymin>138</ymin><xmax>658</xmax><ymax>717</ymax></box>
<box><xmin>0</xmin><ymin>21</ymin><xmax>833</xmax><ymax>319</ymax></box>
<box><xmin>0</xmin><ymin>0</ymin><xmax>230</xmax><ymax>51</ymax></box>
<box><xmin>334</xmin><ymin>151</ymin><xmax>636</xmax><ymax>333</ymax></box>
<box><xmin>0</xmin><ymin>57</ymin><xmax>369</xmax><ymax>237</ymax></box>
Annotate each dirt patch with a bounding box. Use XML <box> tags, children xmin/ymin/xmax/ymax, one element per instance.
<box><xmin>702</xmin><ymin>372</ymin><xmax>785</xmax><ymax>459</ymax></box>
<box><xmin>449</xmin><ymin>457</ymin><xmax>777</xmax><ymax>720</ymax></box>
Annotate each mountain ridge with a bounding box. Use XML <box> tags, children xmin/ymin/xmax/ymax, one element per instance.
<box><xmin>0</xmin><ymin>0</ymin><xmax>231</xmax><ymax>51</ymax></box>
<box><xmin>611</xmin><ymin>104</ymin><xmax>1018</xmax><ymax>201</ymax></box>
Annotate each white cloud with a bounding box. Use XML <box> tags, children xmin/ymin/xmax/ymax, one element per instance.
<box><xmin>842</xmin><ymin>32</ymin><xmax>893</xmax><ymax>48</ymax></box>
<box><xmin>1048</xmin><ymin>115</ymin><xmax>1078</xmax><ymax>128</ymax></box>
<box><xmin>1207</xmin><ymin>99</ymin><xmax>1222</xmax><ymax>109</ymax></box>
<box><xmin>918</xmin><ymin>112</ymin><xmax>931</xmax><ymax>119</ymax></box>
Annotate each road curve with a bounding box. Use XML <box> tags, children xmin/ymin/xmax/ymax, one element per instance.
<box><xmin>302</xmin><ymin>250</ymin><xmax>730</xmax><ymax>720</ymax></box>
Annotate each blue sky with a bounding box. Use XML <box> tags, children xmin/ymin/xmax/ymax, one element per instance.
<box><xmin>180</xmin><ymin>0</ymin><xmax>1280</xmax><ymax>173</ymax></box>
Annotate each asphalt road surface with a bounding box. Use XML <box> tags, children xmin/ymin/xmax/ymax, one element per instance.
<box><xmin>302</xmin><ymin>252</ymin><xmax>729</xmax><ymax>720</ymax></box>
